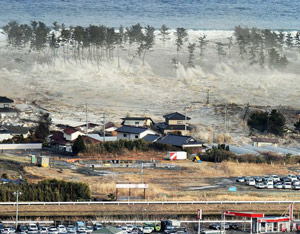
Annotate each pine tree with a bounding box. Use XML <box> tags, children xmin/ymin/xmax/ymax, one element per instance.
<box><xmin>174</xmin><ymin>27</ymin><xmax>188</xmax><ymax>64</ymax></box>
<box><xmin>187</xmin><ymin>43</ymin><xmax>196</xmax><ymax>67</ymax></box>
<box><xmin>215</xmin><ymin>42</ymin><xmax>226</xmax><ymax>63</ymax></box>
<box><xmin>198</xmin><ymin>34</ymin><xmax>208</xmax><ymax>61</ymax></box>
<box><xmin>159</xmin><ymin>24</ymin><xmax>170</xmax><ymax>47</ymax></box>
<box><xmin>72</xmin><ymin>136</ymin><xmax>86</xmax><ymax>154</ymax></box>
<box><xmin>286</xmin><ymin>32</ymin><xmax>294</xmax><ymax>49</ymax></box>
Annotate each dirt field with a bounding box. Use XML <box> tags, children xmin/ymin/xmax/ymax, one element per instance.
<box><xmin>21</xmin><ymin>160</ymin><xmax>299</xmax><ymax>201</ymax></box>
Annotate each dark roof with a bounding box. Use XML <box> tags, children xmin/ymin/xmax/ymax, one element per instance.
<box><xmin>163</xmin><ymin>112</ymin><xmax>191</xmax><ymax>120</ymax></box>
<box><xmin>1</xmin><ymin>125</ymin><xmax>29</xmax><ymax>135</ymax></box>
<box><xmin>0</xmin><ymin>96</ymin><xmax>14</xmax><ymax>103</ymax></box>
<box><xmin>50</xmin><ymin>131</ymin><xmax>69</xmax><ymax>145</ymax></box>
<box><xmin>252</xmin><ymin>138</ymin><xmax>279</xmax><ymax>143</ymax></box>
<box><xmin>157</xmin><ymin>134</ymin><xmax>195</xmax><ymax>147</ymax></box>
<box><xmin>142</xmin><ymin>134</ymin><xmax>160</xmax><ymax>142</ymax></box>
<box><xmin>63</xmin><ymin>127</ymin><xmax>78</xmax><ymax>134</ymax></box>
<box><xmin>116</xmin><ymin>126</ymin><xmax>149</xmax><ymax>134</ymax></box>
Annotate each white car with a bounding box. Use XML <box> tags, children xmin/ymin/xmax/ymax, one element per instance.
<box><xmin>266</xmin><ymin>183</ymin><xmax>274</xmax><ymax>189</ymax></box>
<box><xmin>293</xmin><ymin>184</ymin><xmax>300</xmax><ymax>190</ymax></box>
<box><xmin>143</xmin><ymin>227</ymin><xmax>152</xmax><ymax>234</ymax></box>
<box><xmin>274</xmin><ymin>183</ymin><xmax>283</xmax><ymax>189</ymax></box>
<box><xmin>271</xmin><ymin>175</ymin><xmax>280</xmax><ymax>182</ymax></box>
<box><xmin>255</xmin><ymin>183</ymin><xmax>266</xmax><ymax>189</ymax></box>
<box><xmin>288</xmin><ymin>174</ymin><xmax>297</xmax><ymax>181</ymax></box>
<box><xmin>58</xmin><ymin>225</ymin><xmax>67</xmax><ymax>233</ymax></box>
<box><xmin>28</xmin><ymin>225</ymin><xmax>38</xmax><ymax>232</ymax></box>
<box><xmin>283</xmin><ymin>182</ymin><xmax>292</xmax><ymax>189</ymax></box>
<box><xmin>126</xmin><ymin>225</ymin><xmax>133</xmax><ymax>232</ymax></box>
<box><xmin>48</xmin><ymin>227</ymin><xmax>59</xmax><ymax>234</ymax></box>
<box><xmin>247</xmin><ymin>178</ymin><xmax>255</xmax><ymax>186</ymax></box>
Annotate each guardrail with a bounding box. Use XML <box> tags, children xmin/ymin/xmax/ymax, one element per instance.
<box><xmin>0</xmin><ymin>200</ymin><xmax>298</xmax><ymax>206</ymax></box>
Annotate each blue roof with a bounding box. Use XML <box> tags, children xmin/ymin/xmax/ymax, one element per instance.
<box><xmin>116</xmin><ymin>126</ymin><xmax>149</xmax><ymax>134</ymax></box>
<box><xmin>142</xmin><ymin>134</ymin><xmax>160</xmax><ymax>142</ymax></box>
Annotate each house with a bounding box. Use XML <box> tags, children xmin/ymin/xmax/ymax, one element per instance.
<box><xmin>116</xmin><ymin>126</ymin><xmax>158</xmax><ymax>140</ymax></box>
<box><xmin>48</xmin><ymin>131</ymin><xmax>73</xmax><ymax>152</ymax></box>
<box><xmin>142</xmin><ymin>134</ymin><xmax>161</xmax><ymax>142</ymax></box>
<box><xmin>0</xmin><ymin>97</ymin><xmax>18</xmax><ymax>117</ymax></box>
<box><xmin>121</xmin><ymin>117</ymin><xmax>154</xmax><ymax>127</ymax></box>
<box><xmin>157</xmin><ymin>112</ymin><xmax>191</xmax><ymax>135</ymax></box>
<box><xmin>63</xmin><ymin>127</ymin><xmax>85</xmax><ymax>141</ymax></box>
<box><xmin>0</xmin><ymin>125</ymin><xmax>30</xmax><ymax>141</ymax></box>
<box><xmin>156</xmin><ymin>134</ymin><xmax>205</xmax><ymax>150</ymax></box>
<box><xmin>0</xmin><ymin>96</ymin><xmax>14</xmax><ymax>109</ymax></box>
<box><xmin>252</xmin><ymin>138</ymin><xmax>279</xmax><ymax>147</ymax></box>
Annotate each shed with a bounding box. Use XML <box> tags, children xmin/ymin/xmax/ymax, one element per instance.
<box><xmin>37</xmin><ymin>156</ymin><xmax>50</xmax><ymax>167</ymax></box>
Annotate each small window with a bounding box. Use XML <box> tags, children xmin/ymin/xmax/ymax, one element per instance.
<box><xmin>177</xmin><ymin>121</ymin><xmax>183</xmax><ymax>124</ymax></box>
<box><xmin>135</xmin><ymin>135</ymin><xmax>139</xmax><ymax>139</ymax></box>
<box><xmin>123</xmin><ymin>134</ymin><xmax>127</xmax><ymax>137</ymax></box>
<box><xmin>4</xmin><ymin>104</ymin><xmax>9</xmax><ymax>108</ymax></box>
<box><xmin>135</xmin><ymin>122</ymin><xmax>139</xmax><ymax>125</ymax></box>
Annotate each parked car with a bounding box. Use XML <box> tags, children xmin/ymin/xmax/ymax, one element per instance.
<box><xmin>67</xmin><ymin>225</ymin><xmax>76</xmax><ymax>232</ymax></box>
<box><xmin>265</xmin><ymin>183</ymin><xmax>274</xmax><ymax>189</ymax></box>
<box><xmin>283</xmin><ymin>182</ymin><xmax>292</xmax><ymax>189</ymax></box>
<box><xmin>255</xmin><ymin>183</ymin><xmax>266</xmax><ymax>189</ymax></box>
<box><xmin>93</xmin><ymin>223</ymin><xmax>102</xmax><ymax>231</ymax></box>
<box><xmin>209</xmin><ymin>223</ymin><xmax>220</xmax><ymax>230</ymax></box>
<box><xmin>236</xmin><ymin>177</ymin><xmax>245</xmax><ymax>182</ymax></box>
<box><xmin>288</xmin><ymin>174</ymin><xmax>298</xmax><ymax>181</ymax></box>
<box><xmin>58</xmin><ymin>225</ymin><xmax>67</xmax><ymax>233</ymax></box>
<box><xmin>254</xmin><ymin>177</ymin><xmax>262</xmax><ymax>183</ymax></box>
<box><xmin>143</xmin><ymin>227</ymin><xmax>152</xmax><ymax>234</ymax></box>
<box><xmin>17</xmin><ymin>225</ymin><xmax>28</xmax><ymax>233</ymax></box>
<box><xmin>86</xmin><ymin>226</ymin><xmax>93</xmax><ymax>233</ymax></box>
<box><xmin>292</xmin><ymin>184</ymin><xmax>300</xmax><ymax>190</ymax></box>
<box><xmin>246</xmin><ymin>178</ymin><xmax>255</xmax><ymax>186</ymax></box>
<box><xmin>5</xmin><ymin>227</ymin><xmax>15</xmax><ymax>233</ymax></box>
<box><xmin>274</xmin><ymin>183</ymin><xmax>283</xmax><ymax>189</ymax></box>
<box><xmin>271</xmin><ymin>175</ymin><xmax>280</xmax><ymax>183</ymax></box>
<box><xmin>229</xmin><ymin>223</ymin><xmax>238</xmax><ymax>230</ymax></box>
<box><xmin>126</xmin><ymin>225</ymin><xmax>134</xmax><ymax>232</ymax></box>
<box><xmin>28</xmin><ymin>224</ymin><xmax>38</xmax><ymax>232</ymax></box>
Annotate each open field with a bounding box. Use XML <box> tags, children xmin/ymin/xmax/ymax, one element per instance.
<box><xmin>21</xmin><ymin>160</ymin><xmax>298</xmax><ymax>201</ymax></box>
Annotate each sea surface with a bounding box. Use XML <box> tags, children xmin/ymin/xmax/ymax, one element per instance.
<box><xmin>0</xmin><ymin>0</ymin><xmax>300</xmax><ymax>30</ymax></box>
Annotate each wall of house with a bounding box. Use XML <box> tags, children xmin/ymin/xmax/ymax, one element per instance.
<box><xmin>64</xmin><ymin>131</ymin><xmax>84</xmax><ymax>141</ymax></box>
<box><xmin>123</xmin><ymin>120</ymin><xmax>146</xmax><ymax>127</ymax></box>
<box><xmin>0</xmin><ymin>103</ymin><xmax>13</xmax><ymax>109</ymax></box>
<box><xmin>117</xmin><ymin>130</ymin><xmax>156</xmax><ymax>141</ymax></box>
<box><xmin>253</xmin><ymin>142</ymin><xmax>278</xmax><ymax>147</ymax></box>
<box><xmin>0</xmin><ymin>133</ymin><xmax>13</xmax><ymax>141</ymax></box>
<box><xmin>167</xmin><ymin>120</ymin><xmax>188</xmax><ymax>125</ymax></box>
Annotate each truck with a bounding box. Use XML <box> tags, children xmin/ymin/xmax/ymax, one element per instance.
<box><xmin>167</xmin><ymin>152</ymin><xmax>187</xmax><ymax>160</ymax></box>
<box><xmin>161</xmin><ymin>220</ymin><xmax>181</xmax><ymax>232</ymax></box>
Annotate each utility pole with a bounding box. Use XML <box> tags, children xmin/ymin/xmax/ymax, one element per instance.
<box><xmin>141</xmin><ymin>163</ymin><xmax>144</xmax><ymax>183</ymax></box>
<box><xmin>13</xmin><ymin>191</ymin><xmax>22</xmax><ymax>228</ymax></box>
<box><xmin>206</xmin><ymin>89</ymin><xmax>210</xmax><ymax>104</ymax></box>
<box><xmin>185</xmin><ymin>107</ymin><xmax>187</xmax><ymax>135</ymax></box>
<box><xmin>224</xmin><ymin>104</ymin><xmax>227</xmax><ymax>133</ymax></box>
<box><xmin>103</xmin><ymin>112</ymin><xmax>106</xmax><ymax>142</ymax></box>
<box><xmin>85</xmin><ymin>101</ymin><xmax>88</xmax><ymax>134</ymax></box>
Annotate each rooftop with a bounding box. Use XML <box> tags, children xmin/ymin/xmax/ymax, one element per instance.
<box><xmin>157</xmin><ymin>134</ymin><xmax>195</xmax><ymax>147</ymax></box>
<box><xmin>163</xmin><ymin>112</ymin><xmax>191</xmax><ymax>120</ymax></box>
<box><xmin>1</xmin><ymin>125</ymin><xmax>29</xmax><ymax>135</ymax></box>
<box><xmin>121</xmin><ymin>117</ymin><xmax>153</xmax><ymax>121</ymax></box>
<box><xmin>142</xmin><ymin>134</ymin><xmax>161</xmax><ymax>142</ymax></box>
<box><xmin>0</xmin><ymin>96</ymin><xmax>14</xmax><ymax>103</ymax></box>
<box><xmin>63</xmin><ymin>128</ymin><xmax>79</xmax><ymax>134</ymax></box>
<box><xmin>116</xmin><ymin>126</ymin><xmax>150</xmax><ymax>134</ymax></box>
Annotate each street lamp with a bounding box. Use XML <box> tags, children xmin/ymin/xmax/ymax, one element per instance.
<box><xmin>13</xmin><ymin>191</ymin><xmax>22</xmax><ymax>228</ymax></box>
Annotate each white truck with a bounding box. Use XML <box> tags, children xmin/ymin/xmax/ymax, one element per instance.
<box><xmin>167</xmin><ymin>151</ymin><xmax>187</xmax><ymax>160</ymax></box>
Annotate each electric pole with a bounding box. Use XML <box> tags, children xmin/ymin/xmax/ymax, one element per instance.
<box><xmin>206</xmin><ymin>89</ymin><xmax>210</xmax><ymax>104</ymax></box>
<box><xmin>102</xmin><ymin>113</ymin><xmax>106</xmax><ymax>142</ymax></box>
<box><xmin>13</xmin><ymin>191</ymin><xmax>22</xmax><ymax>228</ymax></box>
<box><xmin>85</xmin><ymin>101</ymin><xmax>88</xmax><ymax>134</ymax></box>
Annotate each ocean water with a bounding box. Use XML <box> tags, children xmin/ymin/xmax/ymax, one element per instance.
<box><xmin>0</xmin><ymin>0</ymin><xmax>300</xmax><ymax>30</ymax></box>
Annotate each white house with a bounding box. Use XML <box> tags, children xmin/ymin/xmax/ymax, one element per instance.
<box><xmin>63</xmin><ymin>128</ymin><xmax>84</xmax><ymax>141</ymax></box>
<box><xmin>252</xmin><ymin>138</ymin><xmax>279</xmax><ymax>147</ymax></box>
<box><xmin>0</xmin><ymin>97</ymin><xmax>14</xmax><ymax>109</ymax></box>
<box><xmin>0</xmin><ymin>125</ymin><xmax>30</xmax><ymax>141</ymax></box>
<box><xmin>116</xmin><ymin>126</ymin><xmax>158</xmax><ymax>140</ymax></box>
<box><xmin>121</xmin><ymin>117</ymin><xmax>154</xmax><ymax>127</ymax></box>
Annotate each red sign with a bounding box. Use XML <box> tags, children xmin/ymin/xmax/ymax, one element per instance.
<box><xmin>224</xmin><ymin>211</ymin><xmax>264</xmax><ymax>218</ymax></box>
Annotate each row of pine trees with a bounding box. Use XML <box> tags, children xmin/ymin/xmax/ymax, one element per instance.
<box><xmin>0</xmin><ymin>179</ymin><xmax>91</xmax><ymax>202</ymax></box>
<box><xmin>3</xmin><ymin>21</ymin><xmax>298</xmax><ymax>69</ymax></box>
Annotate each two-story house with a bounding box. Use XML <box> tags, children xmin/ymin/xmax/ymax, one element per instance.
<box><xmin>121</xmin><ymin>117</ymin><xmax>154</xmax><ymax>127</ymax></box>
<box><xmin>157</xmin><ymin>112</ymin><xmax>191</xmax><ymax>136</ymax></box>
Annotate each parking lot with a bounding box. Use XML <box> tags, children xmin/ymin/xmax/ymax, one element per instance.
<box><xmin>236</xmin><ymin>174</ymin><xmax>300</xmax><ymax>190</ymax></box>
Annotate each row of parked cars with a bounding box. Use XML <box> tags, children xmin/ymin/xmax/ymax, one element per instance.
<box><xmin>236</xmin><ymin>174</ymin><xmax>300</xmax><ymax>190</ymax></box>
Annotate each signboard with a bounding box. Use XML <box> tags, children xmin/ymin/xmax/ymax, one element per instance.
<box><xmin>116</xmin><ymin>184</ymin><xmax>148</xmax><ymax>189</ymax></box>
<box><xmin>224</xmin><ymin>211</ymin><xmax>264</xmax><ymax>218</ymax></box>
<box><xmin>197</xmin><ymin>209</ymin><xmax>202</xmax><ymax>219</ymax></box>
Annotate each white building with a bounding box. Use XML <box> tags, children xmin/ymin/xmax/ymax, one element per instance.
<box><xmin>116</xmin><ymin>126</ymin><xmax>158</xmax><ymax>141</ymax></box>
<box><xmin>121</xmin><ymin>117</ymin><xmax>154</xmax><ymax>127</ymax></box>
<box><xmin>63</xmin><ymin>128</ymin><xmax>84</xmax><ymax>141</ymax></box>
